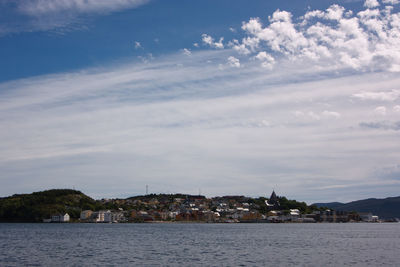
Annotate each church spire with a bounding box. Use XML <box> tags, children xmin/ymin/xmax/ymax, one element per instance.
<box><xmin>268</xmin><ymin>190</ymin><xmax>280</xmax><ymax>209</ymax></box>
<box><xmin>270</xmin><ymin>190</ymin><xmax>277</xmax><ymax>202</ymax></box>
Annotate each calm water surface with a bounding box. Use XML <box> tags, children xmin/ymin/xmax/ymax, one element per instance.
<box><xmin>1</xmin><ymin>223</ymin><xmax>399</xmax><ymax>266</ymax></box>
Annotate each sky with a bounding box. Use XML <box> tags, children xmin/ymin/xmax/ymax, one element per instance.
<box><xmin>1</xmin><ymin>0</ymin><xmax>400</xmax><ymax>203</ymax></box>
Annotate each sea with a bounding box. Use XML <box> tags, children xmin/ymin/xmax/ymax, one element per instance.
<box><xmin>1</xmin><ymin>223</ymin><xmax>399</xmax><ymax>266</ymax></box>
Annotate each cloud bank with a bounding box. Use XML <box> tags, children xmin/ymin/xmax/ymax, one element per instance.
<box><xmin>1</xmin><ymin>0</ymin><xmax>400</xmax><ymax>202</ymax></box>
<box><xmin>1</xmin><ymin>47</ymin><xmax>400</xmax><ymax>201</ymax></box>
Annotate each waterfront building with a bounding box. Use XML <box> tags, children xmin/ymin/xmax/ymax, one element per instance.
<box><xmin>289</xmin><ymin>209</ymin><xmax>300</xmax><ymax>221</ymax></box>
<box><xmin>104</xmin><ymin>210</ymin><xmax>112</xmax><ymax>223</ymax></box>
<box><xmin>51</xmin><ymin>213</ymin><xmax>70</xmax><ymax>222</ymax></box>
<box><xmin>91</xmin><ymin>211</ymin><xmax>102</xmax><ymax>222</ymax></box>
<box><xmin>313</xmin><ymin>210</ymin><xmax>352</xmax><ymax>223</ymax></box>
<box><xmin>130</xmin><ymin>210</ymin><xmax>154</xmax><ymax>221</ymax></box>
<box><xmin>111</xmin><ymin>211</ymin><xmax>125</xmax><ymax>222</ymax></box>
<box><xmin>359</xmin><ymin>212</ymin><xmax>379</xmax><ymax>222</ymax></box>
<box><xmin>51</xmin><ymin>215</ymin><xmax>60</xmax><ymax>222</ymax></box>
<box><xmin>61</xmin><ymin>213</ymin><xmax>70</xmax><ymax>222</ymax></box>
<box><xmin>80</xmin><ymin>210</ymin><xmax>93</xmax><ymax>220</ymax></box>
<box><xmin>91</xmin><ymin>210</ymin><xmax>112</xmax><ymax>222</ymax></box>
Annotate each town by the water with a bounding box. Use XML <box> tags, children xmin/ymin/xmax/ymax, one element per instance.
<box><xmin>44</xmin><ymin>190</ymin><xmax>386</xmax><ymax>224</ymax></box>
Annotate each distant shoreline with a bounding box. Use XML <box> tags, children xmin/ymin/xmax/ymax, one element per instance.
<box><xmin>2</xmin><ymin>221</ymin><xmax>396</xmax><ymax>224</ymax></box>
<box><xmin>2</xmin><ymin>189</ymin><xmax>398</xmax><ymax>223</ymax></box>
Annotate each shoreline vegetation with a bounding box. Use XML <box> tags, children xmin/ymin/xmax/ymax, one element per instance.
<box><xmin>0</xmin><ymin>189</ymin><xmax>398</xmax><ymax>223</ymax></box>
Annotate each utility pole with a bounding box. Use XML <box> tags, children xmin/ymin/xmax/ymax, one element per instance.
<box><xmin>146</xmin><ymin>185</ymin><xmax>148</xmax><ymax>195</ymax></box>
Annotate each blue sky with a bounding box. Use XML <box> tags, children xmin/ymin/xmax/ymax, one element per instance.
<box><xmin>0</xmin><ymin>0</ymin><xmax>366</xmax><ymax>81</ymax></box>
<box><xmin>1</xmin><ymin>0</ymin><xmax>400</xmax><ymax>202</ymax></box>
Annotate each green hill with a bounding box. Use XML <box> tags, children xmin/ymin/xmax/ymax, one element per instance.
<box><xmin>0</xmin><ymin>189</ymin><xmax>100</xmax><ymax>222</ymax></box>
<box><xmin>313</xmin><ymin>196</ymin><xmax>400</xmax><ymax>219</ymax></box>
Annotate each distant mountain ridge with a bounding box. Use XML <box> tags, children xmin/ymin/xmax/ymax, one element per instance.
<box><xmin>312</xmin><ymin>202</ymin><xmax>344</xmax><ymax>209</ymax></box>
<box><xmin>313</xmin><ymin>196</ymin><xmax>400</xmax><ymax>219</ymax></box>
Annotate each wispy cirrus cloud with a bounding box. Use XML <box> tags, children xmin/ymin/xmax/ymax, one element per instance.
<box><xmin>0</xmin><ymin>0</ymin><xmax>150</xmax><ymax>35</ymax></box>
<box><xmin>352</xmin><ymin>90</ymin><xmax>400</xmax><ymax>101</ymax></box>
<box><xmin>1</xmin><ymin>47</ymin><xmax>400</xmax><ymax>201</ymax></box>
<box><xmin>17</xmin><ymin>0</ymin><xmax>150</xmax><ymax>15</ymax></box>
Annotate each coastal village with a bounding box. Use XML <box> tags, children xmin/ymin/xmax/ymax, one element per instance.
<box><xmin>46</xmin><ymin>191</ymin><xmax>381</xmax><ymax>224</ymax></box>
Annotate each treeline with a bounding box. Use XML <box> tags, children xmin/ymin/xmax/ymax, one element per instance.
<box><xmin>247</xmin><ymin>196</ymin><xmax>321</xmax><ymax>214</ymax></box>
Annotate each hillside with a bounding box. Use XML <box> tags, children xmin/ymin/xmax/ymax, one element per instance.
<box><xmin>312</xmin><ymin>202</ymin><xmax>344</xmax><ymax>210</ymax></box>
<box><xmin>0</xmin><ymin>189</ymin><xmax>100</xmax><ymax>222</ymax></box>
<box><xmin>0</xmin><ymin>189</ymin><xmax>322</xmax><ymax>222</ymax></box>
<box><xmin>313</xmin><ymin>196</ymin><xmax>400</xmax><ymax>219</ymax></box>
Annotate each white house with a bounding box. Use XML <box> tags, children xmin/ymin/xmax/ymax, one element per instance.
<box><xmin>93</xmin><ymin>210</ymin><xmax>112</xmax><ymax>222</ymax></box>
<box><xmin>104</xmin><ymin>210</ymin><xmax>112</xmax><ymax>223</ymax></box>
<box><xmin>289</xmin><ymin>209</ymin><xmax>300</xmax><ymax>222</ymax></box>
<box><xmin>60</xmin><ymin>213</ymin><xmax>70</xmax><ymax>222</ymax></box>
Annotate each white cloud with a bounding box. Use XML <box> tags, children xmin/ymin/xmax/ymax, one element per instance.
<box><xmin>242</xmin><ymin>18</ymin><xmax>263</xmax><ymax>34</ymax></box>
<box><xmin>382</xmin><ymin>0</ymin><xmax>400</xmax><ymax>4</ymax></box>
<box><xmin>295</xmin><ymin>110</ymin><xmax>341</xmax><ymax>120</ymax></box>
<box><xmin>254</xmin><ymin>51</ymin><xmax>275</xmax><ymax>69</ymax></box>
<box><xmin>364</xmin><ymin>0</ymin><xmax>380</xmax><ymax>8</ymax></box>
<box><xmin>202</xmin><ymin>34</ymin><xmax>224</xmax><ymax>49</ymax></box>
<box><xmin>374</xmin><ymin>106</ymin><xmax>387</xmax><ymax>115</ymax></box>
<box><xmin>134</xmin><ymin>41</ymin><xmax>142</xmax><ymax>49</ymax></box>
<box><xmin>352</xmin><ymin>90</ymin><xmax>400</xmax><ymax>101</ymax></box>
<box><xmin>227</xmin><ymin>56</ymin><xmax>240</xmax><ymax>68</ymax></box>
<box><xmin>182</xmin><ymin>48</ymin><xmax>192</xmax><ymax>56</ymax></box>
<box><xmin>345</xmin><ymin>10</ymin><xmax>354</xmax><ymax>17</ymax></box>
<box><xmin>241</xmin><ymin>37</ymin><xmax>260</xmax><ymax>52</ymax></box>
<box><xmin>1</xmin><ymin>0</ymin><xmax>150</xmax><ymax>35</ymax></box>
<box><xmin>325</xmin><ymin>4</ymin><xmax>345</xmax><ymax>20</ymax></box>
<box><xmin>201</xmin><ymin>34</ymin><xmax>213</xmax><ymax>46</ymax></box>
<box><xmin>269</xmin><ymin>9</ymin><xmax>292</xmax><ymax>23</ymax></box>
<box><xmin>294</xmin><ymin>111</ymin><xmax>305</xmax><ymax>118</ymax></box>
<box><xmin>17</xmin><ymin>0</ymin><xmax>150</xmax><ymax>15</ymax></box>
<box><xmin>293</xmin><ymin>111</ymin><xmax>319</xmax><ymax>120</ymax></box>
<box><xmin>322</xmin><ymin>110</ymin><xmax>341</xmax><ymax>119</ymax></box>
<box><xmin>307</xmin><ymin>111</ymin><xmax>320</xmax><ymax>120</ymax></box>
<box><xmin>229</xmin><ymin>39</ymin><xmax>251</xmax><ymax>55</ymax></box>
<box><xmin>137</xmin><ymin>53</ymin><xmax>154</xmax><ymax>63</ymax></box>
<box><xmin>214</xmin><ymin>38</ymin><xmax>224</xmax><ymax>49</ymax></box>
<box><xmin>393</xmin><ymin>105</ymin><xmax>400</xmax><ymax>112</ymax></box>
<box><xmin>213</xmin><ymin>3</ymin><xmax>400</xmax><ymax>72</ymax></box>
<box><xmin>303</xmin><ymin>10</ymin><xmax>325</xmax><ymax>21</ymax></box>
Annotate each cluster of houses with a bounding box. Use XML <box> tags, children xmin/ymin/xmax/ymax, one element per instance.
<box><xmin>70</xmin><ymin>191</ymin><xmax>380</xmax><ymax>223</ymax></box>
<box><xmin>80</xmin><ymin>209</ymin><xmax>125</xmax><ymax>223</ymax></box>
<box><xmin>43</xmin><ymin>213</ymin><xmax>70</xmax><ymax>223</ymax></box>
